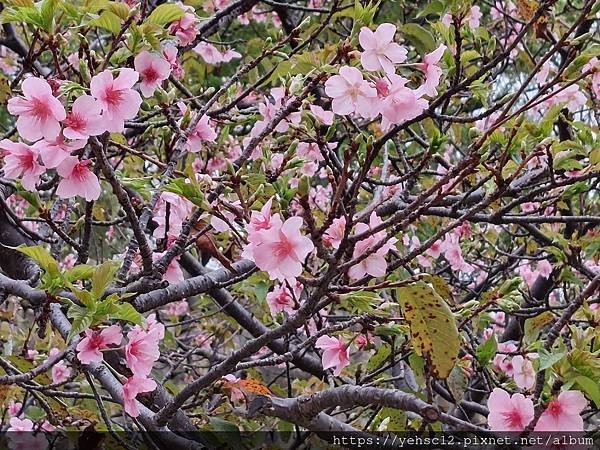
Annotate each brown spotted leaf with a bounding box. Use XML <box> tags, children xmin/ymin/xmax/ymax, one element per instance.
<box><xmin>397</xmin><ymin>280</ymin><xmax>460</xmax><ymax>379</ymax></box>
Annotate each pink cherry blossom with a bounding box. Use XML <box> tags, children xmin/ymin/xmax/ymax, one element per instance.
<box><xmin>33</xmin><ymin>134</ymin><xmax>86</xmax><ymax>168</ymax></box>
<box><xmin>537</xmin><ymin>259</ymin><xmax>553</xmax><ymax>279</ymax></box>
<box><xmin>152</xmin><ymin>192</ymin><xmax>194</xmax><ymax>239</ymax></box>
<box><xmin>583</xmin><ymin>57</ymin><xmax>600</xmax><ymax>97</ymax></box>
<box><xmin>468</xmin><ymin>5</ymin><xmax>482</xmax><ymax>28</ymax></box>
<box><xmin>193</xmin><ymin>42</ymin><xmax>241</xmax><ymax>65</ymax></box>
<box><xmin>90</xmin><ymin>69</ymin><xmax>142</xmax><ymax>132</ymax></box>
<box><xmin>246</xmin><ymin>197</ymin><xmax>275</xmax><ymax>235</ymax></box>
<box><xmin>493</xmin><ymin>341</ymin><xmax>518</xmax><ymax>375</ymax></box>
<box><xmin>511</xmin><ymin>355</ymin><xmax>535</xmax><ymax>390</ymax></box>
<box><xmin>545</xmin><ymin>84</ymin><xmax>587</xmax><ymax>112</ymax></box>
<box><xmin>266</xmin><ymin>284</ymin><xmax>296</xmax><ymax>316</ymax></box>
<box><xmin>359</xmin><ymin>23</ymin><xmax>407</xmax><ymax>74</ymax></box>
<box><xmin>324</xmin><ymin>66</ymin><xmax>378</xmax><ymax>117</ymax></box>
<box><xmin>534</xmin><ymin>390</ymin><xmax>587</xmax><ymax>431</ymax></box>
<box><xmin>417</xmin><ymin>44</ymin><xmax>446</xmax><ymax>97</ymax></box>
<box><xmin>222</xmin><ymin>374</ymin><xmax>244</xmax><ymax>402</ymax></box>
<box><xmin>122</xmin><ymin>375</ymin><xmax>157</xmax><ymax>417</ymax></box>
<box><xmin>487</xmin><ymin>388</ymin><xmax>534</xmax><ymax>431</ymax></box>
<box><xmin>125</xmin><ymin>326</ymin><xmax>161</xmax><ymax>377</ymax></box>
<box><xmin>186</xmin><ymin>115</ymin><xmax>217</xmax><ymax>151</ymax></box>
<box><xmin>7</xmin><ymin>400</ymin><xmax>22</xmax><ymax>417</ymax></box>
<box><xmin>348</xmin><ymin>212</ymin><xmax>397</xmax><ymax>280</ymax></box>
<box><xmin>49</xmin><ymin>348</ymin><xmax>71</xmax><ymax>384</ymax></box>
<box><xmin>309</xmin><ymin>104</ymin><xmax>334</xmax><ymax>125</ymax></box>
<box><xmin>56</xmin><ymin>156</ymin><xmax>101</xmax><ymax>201</ymax></box>
<box><xmin>536</xmin><ymin>61</ymin><xmax>551</xmax><ymax>85</ymax></box>
<box><xmin>0</xmin><ymin>139</ymin><xmax>45</xmax><ymax>191</ymax></box>
<box><xmin>7</xmin><ymin>417</ymin><xmax>34</xmax><ymax>432</ymax></box>
<box><xmin>297</xmin><ymin>142</ymin><xmax>324</xmax><ymax>162</ymax></box>
<box><xmin>169</xmin><ymin>10</ymin><xmax>199</xmax><ymax>46</ymax></box>
<box><xmin>315</xmin><ymin>335</ymin><xmax>350</xmax><ymax>376</ymax></box>
<box><xmin>63</xmin><ymin>94</ymin><xmax>104</xmax><ymax>140</ymax></box>
<box><xmin>245</xmin><ymin>216</ymin><xmax>314</xmax><ymax>283</ymax></box>
<box><xmin>323</xmin><ymin>216</ymin><xmax>346</xmax><ymax>249</ymax></box>
<box><xmin>380</xmin><ymin>74</ymin><xmax>428</xmax><ymax>129</ymax></box>
<box><xmin>134</xmin><ymin>51</ymin><xmax>171</xmax><ymax>98</ymax></box>
<box><xmin>7</xmin><ymin>77</ymin><xmax>66</xmax><ymax>141</ymax></box>
<box><xmin>76</xmin><ymin>325</ymin><xmax>122</xmax><ymax>364</ymax></box>
<box><xmin>163</xmin><ymin>45</ymin><xmax>183</xmax><ymax>79</ymax></box>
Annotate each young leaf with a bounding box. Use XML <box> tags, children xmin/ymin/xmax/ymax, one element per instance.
<box><xmin>145</xmin><ymin>4</ymin><xmax>184</xmax><ymax>26</ymax></box>
<box><xmin>91</xmin><ymin>261</ymin><xmax>120</xmax><ymax>298</ymax></box>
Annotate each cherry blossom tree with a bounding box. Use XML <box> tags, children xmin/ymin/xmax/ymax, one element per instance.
<box><xmin>0</xmin><ymin>0</ymin><xmax>598</xmax><ymax>448</ymax></box>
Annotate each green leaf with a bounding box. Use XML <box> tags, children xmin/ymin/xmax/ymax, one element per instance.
<box><xmin>163</xmin><ymin>178</ymin><xmax>206</xmax><ymax>208</ymax></box>
<box><xmin>39</xmin><ymin>0</ymin><xmax>57</xmax><ymax>31</ymax></box>
<box><xmin>14</xmin><ymin>245</ymin><xmax>60</xmax><ymax>278</ymax></box>
<box><xmin>399</xmin><ymin>23</ymin><xmax>436</xmax><ymax>53</ymax></box>
<box><xmin>366</xmin><ymin>344</ymin><xmax>391</xmax><ymax>372</ymax></box>
<box><xmin>538</xmin><ymin>347</ymin><xmax>567</xmax><ymax>370</ymax></box>
<box><xmin>67</xmin><ymin>305</ymin><xmax>94</xmax><ymax>341</ymax></box>
<box><xmin>573</xmin><ymin>376</ymin><xmax>600</xmax><ymax>408</ymax></box>
<box><xmin>340</xmin><ymin>290</ymin><xmax>378</xmax><ymax>313</ymax></box>
<box><xmin>524</xmin><ymin>311</ymin><xmax>554</xmax><ymax>345</ymax></box>
<box><xmin>111</xmin><ymin>302</ymin><xmax>142</xmax><ymax>324</ymax></box>
<box><xmin>90</xmin><ymin>10</ymin><xmax>123</xmax><ymax>34</ymax></box>
<box><xmin>397</xmin><ymin>280</ymin><xmax>460</xmax><ymax>378</ymax></box>
<box><xmin>145</xmin><ymin>3</ymin><xmax>184</xmax><ymax>26</ymax></box>
<box><xmin>91</xmin><ymin>261</ymin><xmax>119</xmax><ymax>298</ymax></box>
<box><xmin>64</xmin><ymin>264</ymin><xmax>95</xmax><ymax>283</ymax></box>
<box><xmin>476</xmin><ymin>334</ymin><xmax>498</xmax><ymax>366</ymax></box>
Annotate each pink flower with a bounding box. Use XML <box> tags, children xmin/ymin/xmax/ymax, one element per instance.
<box><xmin>348</xmin><ymin>212</ymin><xmax>397</xmax><ymax>280</ymax></box>
<box><xmin>536</xmin><ymin>61</ymin><xmax>551</xmax><ymax>85</ymax></box>
<box><xmin>309</xmin><ymin>104</ymin><xmax>334</xmax><ymax>125</ymax></box>
<box><xmin>122</xmin><ymin>375</ymin><xmax>157</xmax><ymax>417</ymax></box>
<box><xmin>33</xmin><ymin>134</ymin><xmax>86</xmax><ymax>169</ymax></box>
<box><xmin>246</xmin><ymin>197</ymin><xmax>275</xmax><ymax>234</ymax></box>
<box><xmin>492</xmin><ymin>341</ymin><xmax>517</xmax><ymax>375</ymax></box>
<box><xmin>315</xmin><ymin>335</ymin><xmax>350</xmax><ymax>376</ymax></box>
<box><xmin>193</xmin><ymin>42</ymin><xmax>241</xmax><ymax>65</ymax></box>
<box><xmin>468</xmin><ymin>5</ymin><xmax>482</xmax><ymax>28</ymax></box>
<box><xmin>441</xmin><ymin>13</ymin><xmax>453</xmax><ymax>27</ymax></box>
<box><xmin>359</xmin><ymin>23</ymin><xmax>407</xmax><ymax>74</ymax></box>
<box><xmin>169</xmin><ymin>11</ymin><xmax>198</xmax><ymax>46</ymax></box>
<box><xmin>49</xmin><ymin>348</ymin><xmax>71</xmax><ymax>384</ymax></box>
<box><xmin>537</xmin><ymin>259</ymin><xmax>553</xmax><ymax>279</ymax></box>
<box><xmin>222</xmin><ymin>374</ymin><xmax>244</xmax><ymax>402</ymax></box>
<box><xmin>380</xmin><ymin>74</ymin><xmax>428</xmax><ymax>129</ymax></box>
<box><xmin>75</xmin><ymin>325</ymin><xmax>122</xmax><ymax>364</ymax></box>
<box><xmin>266</xmin><ymin>284</ymin><xmax>296</xmax><ymax>316</ymax></box>
<box><xmin>90</xmin><ymin>69</ymin><xmax>142</xmax><ymax>132</ymax></box>
<box><xmin>324</xmin><ymin>66</ymin><xmax>378</xmax><ymax>117</ymax></box>
<box><xmin>583</xmin><ymin>57</ymin><xmax>600</xmax><ymax>97</ymax></box>
<box><xmin>511</xmin><ymin>355</ymin><xmax>535</xmax><ymax>391</ymax></box>
<box><xmin>187</xmin><ymin>115</ymin><xmax>217</xmax><ymax>151</ymax></box>
<box><xmin>7</xmin><ymin>400</ymin><xmax>22</xmax><ymax>417</ymax></box>
<box><xmin>163</xmin><ymin>45</ymin><xmax>183</xmax><ymax>79</ymax></box>
<box><xmin>417</xmin><ymin>45</ymin><xmax>446</xmax><ymax>97</ymax></box>
<box><xmin>56</xmin><ymin>156</ymin><xmax>101</xmax><ymax>201</ymax></box>
<box><xmin>0</xmin><ymin>140</ymin><xmax>45</xmax><ymax>190</ymax></box>
<box><xmin>7</xmin><ymin>417</ymin><xmax>34</xmax><ymax>432</ymax></box>
<box><xmin>323</xmin><ymin>216</ymin><xmax>346</xmax><ymax>249</ymax></box>
<box><xmin>297</xmin><ymin>142</ymin><xmax>324</xmax><ymax>162</ymax></box>
<box><xmin>487</xmin><ymin>388</ymin><xmax>534</xmax><ymax>431</ymax></box>
<box><xmin>534</xmin><ymin>390</ymin><xmax>587</xmax><ymax>431</ymax></box>
<box><xmin>125</xmin><ymin>327</ymin><xmax>161</xmax><ymax>377</ymax></box>
<box><xmin>545</xmin><ymin>84</ymin><xmax>587</xmax><ymax>112</ymax></box>
<box><xmin>134</xmin><ymin>51</ymin><xmax>171</xmax><ymax>98</ymax></box>
<box><xmin>245</xmin><ymin>216</ymin><xmax>314</xmax><ymax>283</ymax></box>
<box><xmin>63</xmin><ymin>94</ymin><xmax>104</xmax><ymax>140</ymax></box>
<box><xmin>7</xmin><ymin>77</ymin><xmax>66</xmax><ymax>141</ymax></box>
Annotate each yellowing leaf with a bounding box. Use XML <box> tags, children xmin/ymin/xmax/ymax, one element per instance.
<box><xmin>397</xmin><ymin>281</ymin><xmax>460</xmax><ymax>378</ymax></box>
